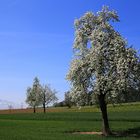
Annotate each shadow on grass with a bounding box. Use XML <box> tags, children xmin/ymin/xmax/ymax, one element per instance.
<box><xmin>66</xmin><ymin>127</ymin><xmax>140</xmax><ymax>138</ymax></box>
<box><xmin>112</xmin><ymin>127</ymin><xmax>140</xmax><ymax>138</ymax></box>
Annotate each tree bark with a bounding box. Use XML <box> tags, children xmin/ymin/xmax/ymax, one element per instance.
<box><xmin>98</xmin><ymin>94</ymin><xmax>111</xmax><ymax>136</ymax></box>
<box><xmin>33</xmin><ymin>106</ymin><xmax>36</xmax><ymax>113</ymax></box>
<box><xmin>43</xmin><ymin>103</ymin><xmax>46</xmax><ymax>113</ymax></box>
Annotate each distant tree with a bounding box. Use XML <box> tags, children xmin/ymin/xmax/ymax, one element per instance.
<box><xmin>113</xmin><ymin>88</ymin><xmax>140</xmax><ymax>104</ymax></box>
<box><xmin>8</xmin><ymin>104</ymin><xmax>13</xmax><ymax>113</ymax></box>
<box><xmin>65</xmin><ymin>90</ymin><xmax>92</xmax><ymax>106</ymax></box>
<box><xmin>26</xmin><ymin>77</ymin><xmax>41</xmax><ymax>113</ymax></box>
<box><xmin>64</xmin><ymin>91</ymin><xmax>73</xmax><ymax>108</ymax></box>
<box><xmin>53</xmin><ymin>101</ymin><xmax>65</xmax><ymax>107</ymax></box>
<box><xmin>67</xmin><ymin>6</ymin><xmax>139</xmax><ymax>136</ymax></box>
<box><xmin>40</xmin><ymin>85</ymin><xmax>58</xmax><ymax>113</ymax></box>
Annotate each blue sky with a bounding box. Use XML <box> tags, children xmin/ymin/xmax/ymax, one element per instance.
<box><xmin>0</xmin><ymin>0</ymin><xmax>140</xmax><ymax>108</ymax></box>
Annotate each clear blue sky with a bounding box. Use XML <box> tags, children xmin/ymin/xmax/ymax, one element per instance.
<box><xmin>0</xmin><ymin>0</ymin><xmax>140</xmax><ymax>108</ymax></box>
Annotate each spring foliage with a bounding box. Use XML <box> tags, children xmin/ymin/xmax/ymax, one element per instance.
<box><xmin>67</xmin><ymin>6</ymin><xmax>140</xmax><ymax>105</ymax></box>
<box><xmin>26</xmin><ymin>77</ymin><xmax>41</xmax><ymax>108</ymax></box>
<box><xmin>26</xmin><ymin>77</ymin><xmax>58</xmax><ymax>112</ymax></box>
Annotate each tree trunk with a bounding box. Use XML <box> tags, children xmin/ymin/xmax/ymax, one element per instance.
<box><xmin>43</xmin><ymin>93</ymin><xmax>46</xmax><ymax>113</ymax></box>
<box><xmin>98</xmin><ymin>94</ymin><xmax>111</xmax><ymax>136</ymax></box>
<box><xmin>43</xmin><ymin>103</ymin><xmax>46</xmax><ymax>113</ymax></box>
<box><xmin>33</xmin><ymin>106</ymin><xmax>36</xmax><ymax>113</ymax></box>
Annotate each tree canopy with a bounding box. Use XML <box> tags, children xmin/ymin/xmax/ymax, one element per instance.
<box><xmin>26</xmin><ymin>77</ymin><xmax>58</xmax><ymax>113</ymax></box>
<box><xmin>40</xmin><ymin>84</ymin><xmax>58</xmax><ymax>113</ymax></box>
<box><xmin>67</xmin><ymin>6</ymin><xmax>140</xmax><ymax>135</ymax></box>
<box><xmin>26</xmin><ymin>77</ymin><xmax>41</xmax><ymax>113</ymax></box>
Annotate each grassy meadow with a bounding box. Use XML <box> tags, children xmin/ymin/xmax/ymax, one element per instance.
<box><xmin>0</xmin><ymin>102</ymin><xmax>139</xmax><ymax>140</ymax></box>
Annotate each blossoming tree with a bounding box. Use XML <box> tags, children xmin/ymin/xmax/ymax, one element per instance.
<box><xmin>67</xmin><ymin>6</ymin><xmax>139</xmax><ymax>136</ymax></box>
<box><xmin>26</xmin><ymin>77</ymin><xmax>41</xmax><ymax>113</ymax></box>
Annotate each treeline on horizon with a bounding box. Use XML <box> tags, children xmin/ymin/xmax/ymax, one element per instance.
<box><xmin>26</xmin><ymin>76</ymin><xmax>140</xmax><ymax>112</ymax></box>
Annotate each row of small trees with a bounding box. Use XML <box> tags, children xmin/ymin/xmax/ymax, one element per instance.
<box><xmin>55</xmin><ymin>87</ymin><xmax>140</xmax><ymax>108</ymax></box>
<box><xmin>26</xmin><ymin>77</ymin><xmax>58</xmax><ymax>113</ymax></box>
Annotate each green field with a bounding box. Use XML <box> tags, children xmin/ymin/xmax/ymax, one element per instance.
<box><xmin>0</xmin><ymin>103</ymin><xmax>140</xmax><ymax>140</ymax></box>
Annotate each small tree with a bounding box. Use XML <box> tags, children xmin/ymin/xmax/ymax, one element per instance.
<box><xmin>40</xmin><ymin>85</ymin><xmax>58</xmax><ymax>113</ymax></box>
<box><xmin>26</xmin><ymin>77</ymin><xmax>41</xmax><ymax>113</ymax></box>
<box><xmin>8</xmin><ymin>104</ymin><xmax>13</xmax><ymax>113</ymax></box>
<box><xmin>67</xmin><ymin>6</ymin><xmax>139</xmax><ymax>136</ymax></box>
<box><xmin>64</xmin><ymin>91</ymin><xmax>73</xmax><ymax>108</ymax></box>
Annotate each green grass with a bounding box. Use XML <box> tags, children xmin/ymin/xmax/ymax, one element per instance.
<box><xmin>0</xmin><ymin>102</ymin><xmax>140</xmax><ymax>140</ymax></box>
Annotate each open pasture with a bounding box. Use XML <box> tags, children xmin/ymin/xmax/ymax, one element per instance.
<box><xmin>0</xmin><ymin>102</ymin><xmax>139</xmax><ymax>140</ymax></box>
